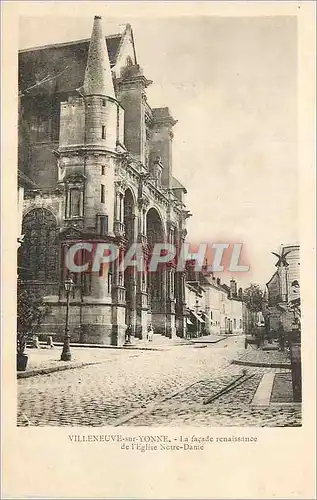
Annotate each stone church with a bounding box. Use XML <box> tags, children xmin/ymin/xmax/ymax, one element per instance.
<box><xmin>18</xmin><ymin>16</ymin><xmax>190</xmax><ymax>345</ymax></box>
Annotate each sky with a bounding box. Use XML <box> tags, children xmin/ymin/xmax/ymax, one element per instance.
<box><xmin>19</xmin><ymin>15</ymin><xmax>298</xmax><ymax>288</ymax></box>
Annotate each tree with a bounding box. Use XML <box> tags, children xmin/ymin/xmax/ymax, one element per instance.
<box><xmin>243</xmin><ymin>283</ymin><xmax>265</xmax><ymax>312</ymax></box>
<box><xmin>17</xmin><ymin>285</ymin><xmax>49</xmax><ymax>355</ymax></box>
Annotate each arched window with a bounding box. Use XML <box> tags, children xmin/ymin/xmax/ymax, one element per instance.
<box><xmin>126</xmin><ymin>56</ymin><xmax>133</xmax><ymax>67</ymax></box>
<box><xmin>19</xmin><ymin>208</ymin><xmax>58</xmax><ymax>281</ymax></box>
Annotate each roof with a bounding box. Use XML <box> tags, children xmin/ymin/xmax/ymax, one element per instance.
<box><xmin>172</xmin><ymin>176</ymin><xmax>187</xmax><ymax>193</ymax></box>
<box><xmin>19</xmin><ymin>34</ymin><xmax>122</xmax><ymax>59</ymax></box>
<box><xmin>18</xmin><ymin>169</ymin><xmax>38</xmax><ymax>188</ymax></box>
<box><xmin>281</xmin><ymin>243</ymin><xmax>300</xmax><ymax>253</ymax></box>
<box><xmin>219</xmin><ymin>283</ymin><xmax>230</xmax><ymax>293</ymax></box>
<box><xmin>83</xmin><ymin>16</ymin><xmax>115</xmax><ymax>97</ymax></box>
<box><xmin>266</xmin><ymin>271</ymin><xmax>279</xmax><ymax>288</ymax></box>
<box><xmin>19</xmin><ymin>34</ymin><xmax>122</xmax><ymax>97</ymax></box>
<box><xmin>152</xmin><ymin>107</ymin><xmax>178</xmax><ymax>127</ymax></box>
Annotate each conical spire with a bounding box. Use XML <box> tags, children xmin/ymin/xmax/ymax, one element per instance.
<box><xmin>83</xmin><ymin>16</ymin><xmax>115</xmax><ymax>98</ymax></box>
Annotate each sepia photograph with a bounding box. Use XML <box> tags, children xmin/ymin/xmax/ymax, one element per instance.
<box><xmin>16</xmin><ymin>12</ymin><xmax>303</xmax><ymax>429</ymax></box>
<box><xmin>2</xmin><ymin>1</ymin><xmax>316</xmax><ymax>499</ymax></box>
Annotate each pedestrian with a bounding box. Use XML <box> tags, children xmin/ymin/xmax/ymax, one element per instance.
<box><xmin>244</xmin><ymin>336</ymin><xmax>248</xmax><ymax>349</ymax></box>
<box><xmin>277</xmin><ymin>321</ymin><xmax>285</xmax><ymax>352</ymax></box>
<box><xmin>291</xmin><ymin>317</ymin><xmax>300</xmax><ymax>344</ymax></box>
<box><xmin>147</xmin><ymin>323</ymin><xmax>154</xmax><ymax>342</ymax></box>
<box><xmin>260</xmin><ymin>326</ymin><xmax>265</xmax><ymax>347</ymax></box>
<box><xmin>256</xmin><ymin>332</ymin><xmax>261</xmax><ymax>349</ymax></box>
<box><xmin>185</xmin><ymin>327</ymin><xmax>191</xmax><ymax>340</ymax></box>
<box><xmin>125</xmin><ymin>324</ymin><xmax>132</xmax><ymax>344</ymax></box>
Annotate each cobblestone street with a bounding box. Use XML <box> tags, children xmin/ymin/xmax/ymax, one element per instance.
<box><xmin>17</xmin><ymin>336</ymin><xmax>301</xmax><ymax>427</ymax></box>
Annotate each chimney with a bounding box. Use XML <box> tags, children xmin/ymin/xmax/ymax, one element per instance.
<box><xmin>230</xmin><ymin>278</ymin><xmax>237</xmax><ymax>297</ymax></box>
<box><xmin>83</xmin><ymin>16</ymin><xmax>115</xmax><ymax>98</ymax></box>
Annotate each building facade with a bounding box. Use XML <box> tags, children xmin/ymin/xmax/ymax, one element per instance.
<box><xmin>18</xmin><ymin>16</ymin><xmax>189</xmax><ymax>345</ymax></box>
<box><xmin>266</xmin><ymin>243</ymin><xmax>300</xmax><ymax>332</ymax></box>
<box><xmin>185</xmin><ymin>264</ymin><xmax>244</xmax><ymax>336</ymax></box>
<box><xmin>185</xmin><ymin>281</ymin><xmax>206</xmax><ymax>336</ymax></box>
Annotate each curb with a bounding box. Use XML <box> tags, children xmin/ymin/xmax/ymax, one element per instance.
<box><xmin>17</xmin><ymin>360</ymin><xmax>104</xmax><ymax>379</ymax></box>
<box><xmin>192</xmin><ymin>337</ymin><xmax>227</xmax><ymax>345</ymax></box>
<box><xmin>37</xmin><ymin>342</ymin><xmax>168</xmax><ymax>352</ymax></box>
<box><xmin>36</xmin><ymin>342</ymin><xmax>185</xmax><ymax>351</ymax></box>
<box><xmin>231</xmin><ymin>360</ymin><xmax>291</xmax><ymax>369</ymax></box>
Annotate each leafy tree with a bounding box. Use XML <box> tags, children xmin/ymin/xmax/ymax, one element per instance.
<box><xmin>17</xmin><ymin>285</ymin><xmax>48</xmax><ymax>355</ymax></box>
<box><xmin>243</xmin><ymin>283</ymin><xmax>265</xmax><ymax>312</ymax></box>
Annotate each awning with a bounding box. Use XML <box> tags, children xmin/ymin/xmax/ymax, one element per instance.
<box><xmin>190</xmin><ymin>310</ymin><xmax>204</xmax><ymax>323</ymax></box>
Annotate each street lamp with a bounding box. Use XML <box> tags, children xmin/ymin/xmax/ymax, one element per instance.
<box><xmin>61</xmin><ymin>276</ymin><xmax>74</xmax><ymax>361</ymax></box>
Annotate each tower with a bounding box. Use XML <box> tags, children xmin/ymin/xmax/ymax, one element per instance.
<box><xmin>58</xmin><ymin>15</ymin><xmax>126</xmax><ymax>345</ymax></box>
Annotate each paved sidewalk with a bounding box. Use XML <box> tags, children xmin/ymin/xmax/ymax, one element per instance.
<box><xmin>232</xmin><ymin>345</ymin><xmax>291</xmax><ymax>369</ymax></box>
<box><xmin>271</xmin><ymin>373</ymin><xmax>294</xmax><ymax>403</ymax></box>
<box><xmin>18</xmin><ymin>346</ymin><xmax>142</xmax><ymax>378</ymax></box>
<box><xmin>18</xmin><ymin>335</ymin><xmax>194</xmax><ymax>378</ymax></box>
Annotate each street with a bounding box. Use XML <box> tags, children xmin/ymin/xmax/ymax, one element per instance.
<box><xmin>17</xmin><ymin>336</ymin><xmax>301</xmax><ymax>427</ymax></box>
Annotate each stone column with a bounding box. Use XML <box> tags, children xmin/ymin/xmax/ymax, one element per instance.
<box><xmin>110</xmin><ymin>244</ymin><xmax>126</xmax><ymax>345</ymax></box>
<box><xmin>166</xmin><ymin>267</ymin><xmax>176</xmax><ymax>338</ymax></box>
<box><xmin>136</xmin><ymin>197</ymin><xmax>150</xmax><ymax>339</ymax></box>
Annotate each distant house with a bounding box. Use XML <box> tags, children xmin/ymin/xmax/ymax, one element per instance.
<box><xmin>185</xmin><ymin>261</ymin><xmax>244</xmax><ymax>336</ymax></box>
<box><xmin>266</xmin><ymin>243</ymin><xmax>300</xmax><ymax>331</ymax></box>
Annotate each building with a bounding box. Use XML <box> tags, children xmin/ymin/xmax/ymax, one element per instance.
<box><xmin>218</xmin><ymin>278</ymin><xmax>243</xmax><ymax>335</ymax></box>
<box><xmin>266</xmin><ymin>243</ymin><xmax>300</xmax><ymax>332</ymax></box>
<box><xmin>18</xmin><ymin>16</ymin><xmax>190</xmax><ymax>345</ymax></box>
<box><xmin>184</xmin><ymin>280</ymin><xmax>206</xmax><ymax>336</ymax></box>
<box><xmin>201</xmin><ymin>275</ymin><xmax>221</xmax><ymax>335</ymax></box>
<box><xmin>185</xmin><ymin>262</ymin><xmax>244</xmax><ymax>336</ymax></box>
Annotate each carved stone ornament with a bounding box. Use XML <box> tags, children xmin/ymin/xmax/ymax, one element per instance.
<box><xmin>138</xmin><ymin>195</ymin><xmax>150</xmax><ymax>210</ymax></box>
<box><xmin>115</xmin><ymin>179</ymin><xmax>129</xmax><ymax>195</ymax></box>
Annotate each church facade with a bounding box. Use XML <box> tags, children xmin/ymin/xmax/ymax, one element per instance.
<box><xmin>18</xmin><ymin>16</ymin><xmax>190</xmax><ymax>345</ymax></box>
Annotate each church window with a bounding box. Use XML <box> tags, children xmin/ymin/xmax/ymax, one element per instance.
<box><xmin>101</xmin><ymin>165</ymin><xmax>106</xmax><ymax>175</ymax></box>
<box><xmin>102</xmin><ymin>99</ymin><xmax>106</xmax><ymax>107</ymax></box>
<box><xmin>102</xmin><ymin>125</ymin><xmax>106</xmax><ymax>139</ymax></box>
<box><xmin>19</xmin><ymin>208</ymin><xmax>58</xmax><ymax>281</ymax></box>
<box><xmin>101</xmin><ymin>184</ymin><xmax>105</xmax><ymax>203</ymax></box>
<box><xmin>98</xmin><ymin>215</ymin><xmax>108</xmax><ymax>235</ymax></box>
<box><xmin>66</xmin><ymin>188</ymin><xmax>82</xmax><ymax>218</ymax></box>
